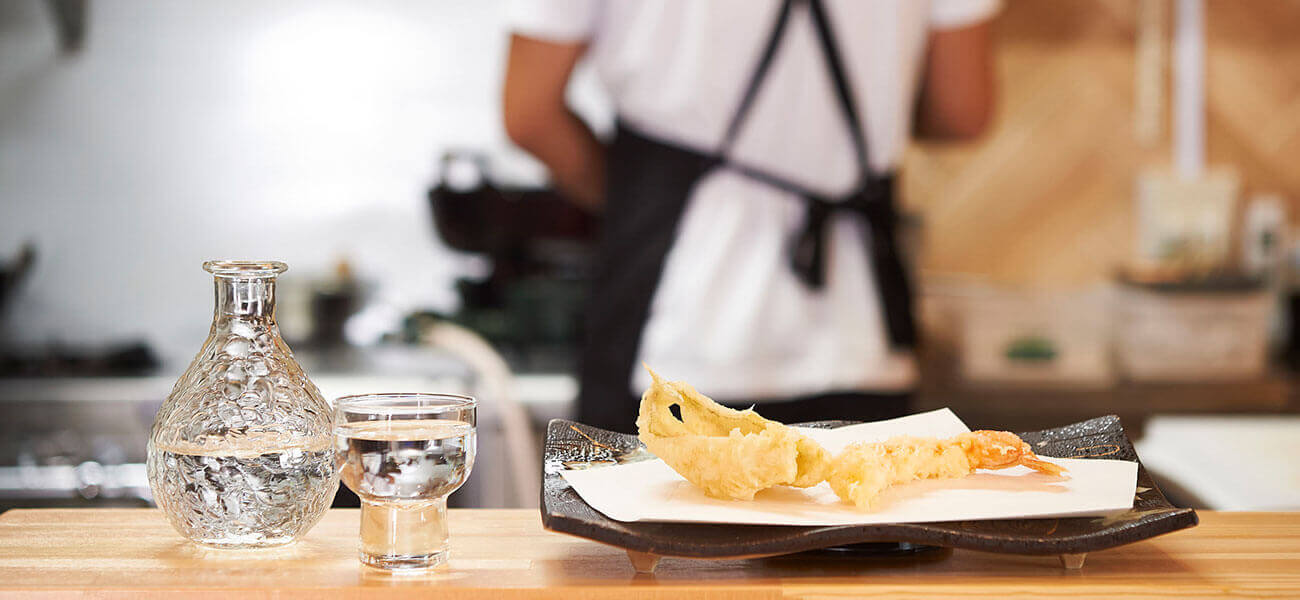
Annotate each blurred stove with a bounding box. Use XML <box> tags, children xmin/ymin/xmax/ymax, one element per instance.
<box><xmin>0</xmin><ymin>377</ymin><xmax>162</xmax><ymax>511</ymax></box>
<box><xmin>0</xmin><ymin>338</ymin><xmax>163</xmax><ymax>509</ymax></box>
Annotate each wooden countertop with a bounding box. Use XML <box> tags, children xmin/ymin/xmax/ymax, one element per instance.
<box><xmin>1</xmin><ymin>508</ymin><xmax>1297</xmax><ymax>598</ymax></box>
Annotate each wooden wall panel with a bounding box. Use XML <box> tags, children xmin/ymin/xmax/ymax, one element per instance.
<box><xmin>906</xmin><ymin>0</ymin><xmax>1300</xmax><ymax>287</ymax></box>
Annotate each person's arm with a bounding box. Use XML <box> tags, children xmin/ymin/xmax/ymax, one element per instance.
<box><xmin>914</xmin><ymin>21</ymin><xmax>995</xmax><ymax>140</ymax></box>
<box><xmin>502</xmin><ymin>34</ymin><xmax>606</xmax><ymax>211</ymax></box>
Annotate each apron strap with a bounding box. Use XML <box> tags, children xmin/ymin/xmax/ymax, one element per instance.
<box><xmin>716</xmin><ymin>0</ymin><xmax>916</xmax><ymax>348</ymax></box>
<box><xmin>806</xmin><ymin>0</ymin><xmax>871</xmax><ymax>178</ymax></box>
<box><xmin>718</xmin><ymin>0</ymin><xmax>872</xmax><ymax>177</ymax></box>
<box><xmin>717</xmin><ymin>0</ymin><xmax>798</xmax><ymax>155</ymax></box>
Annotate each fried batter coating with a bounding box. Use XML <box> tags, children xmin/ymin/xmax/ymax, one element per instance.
<box><xmin>827</xmin><ymin>430</ymin><xmax>1068</xmax><ymax>509</ymax></box>
<box><xmin>634</xmin><ymin>370</ymin><xmax>1066</xmax><ymax>509</ymax></box>
<box><xmin>636</xmin><ymin>368</ymin><xmax>830</xmax><ymax>500</ymax></box>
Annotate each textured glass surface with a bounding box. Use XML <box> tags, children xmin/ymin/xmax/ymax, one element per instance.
<box><xmin>147</xmin><ymin>261</ymin><xmax>337</xmax><ymax>548</ymax></box>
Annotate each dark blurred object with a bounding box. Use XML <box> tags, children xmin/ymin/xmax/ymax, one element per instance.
<box><xmin>300</xmin><ymin>259</ymin><xmax>364</xmax><ymax>348</ymax></box>
<box><xmin>1284</xmin><ymin>243</ymin><xmax>1300</xmax><ymax>371</ymax></box>
<box><xmin>0</xmin><ymin>243</ymin><xmax>159</xmax><ymax>377</ymax></box>
<box><xmin>0</xmin><ymin>242</ymin><xmax>36</xmax><ymax>321</ymax></box>
<box><xmin>0</xmin><ymin>242</ymin><xmax>158</xmax><ymax>377</ymax></box>
<box><xmin>1286</xmin><ymin>290</ymin><xmax>1300</xmax><ymax>371</ymax></box>
<box><xmin>309</xmin><ymin>272</ymin><xmax>359</xmax><ymax>347</ymax></box>
<box><xmin>428</xmin><ymin>151</ymin><xmax>599</xmax><ymax>371</ymax></box>
<box><xmin>0</xmin><ymin>341</ymin><xmax>159</xmax><ymax>378</ymax></box>
<box><xmin>43</xmin><ymin>0</ymin><xmax>86</xmax><ymax>54</ymax></box>
<box><xmin>431</xmin><ymin>152</ymin><xmax>598</xmax><ymax>254</ymax></box>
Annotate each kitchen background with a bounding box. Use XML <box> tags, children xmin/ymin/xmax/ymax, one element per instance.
<box><xmin>1</xmin><ymin>0</ymin><xmax>1297</xmax><ymax>512</ymax></box>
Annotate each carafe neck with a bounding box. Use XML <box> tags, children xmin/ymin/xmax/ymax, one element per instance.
<box><xmin>214</xmin><ymin>276</ymin><xmax>277</xmax><ymax>323</ymax></box>
<box><xmin>203</xmin><ymin>260</ymin><xmax>288</xmax><ymax>326</ymax></box>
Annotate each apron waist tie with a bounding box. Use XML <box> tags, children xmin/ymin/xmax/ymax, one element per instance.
<box><xmin>789</xmin><ymin>175</ymin><xmax>917</xmax><ymax>348</ymax></box>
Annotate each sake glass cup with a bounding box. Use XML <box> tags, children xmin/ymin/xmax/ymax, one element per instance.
<box><xmin>334</xmin><ymin>394</ymin><xmax>477</xmax><ymax>570</ymax></box>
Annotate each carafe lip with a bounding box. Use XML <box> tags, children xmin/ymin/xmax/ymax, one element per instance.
<box><xmin>203</xmin><ymin>260</ymin><xmax>288</xmax><ymax>278</ymax></box>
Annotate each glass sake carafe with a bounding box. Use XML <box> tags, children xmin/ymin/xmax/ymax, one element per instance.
<box><xmin>147</xmin><ymin>260</ymin><xmax>337</xmax><ymax>548</ymax></box>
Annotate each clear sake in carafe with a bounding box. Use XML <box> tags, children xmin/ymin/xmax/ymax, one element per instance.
<box><xmin>147</xmin><ymin>260</ymin><xmax>336</xmax><ymax>548</ymax></box>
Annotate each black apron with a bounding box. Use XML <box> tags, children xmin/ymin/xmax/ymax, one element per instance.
<box><xmin>578</xmin><ymin>0</ymin><xmax>917</xmax><ymax>433</ymax></box>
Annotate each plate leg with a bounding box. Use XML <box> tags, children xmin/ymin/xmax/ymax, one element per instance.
<box><xmin>626</xmin><ymin>550</ymin><xmax>661</xmax><ymax>574</ymax></box>
<box><xmin>1059</xmin><ymin>553</ymin><xmax>1086</xmax><ymax>569</ymax></box>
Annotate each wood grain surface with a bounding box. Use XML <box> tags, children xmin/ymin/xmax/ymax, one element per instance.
<box><xmin>0</xmin><ymin>509</ymin><xmax>1297</xmax><ymax>599</ymax></box>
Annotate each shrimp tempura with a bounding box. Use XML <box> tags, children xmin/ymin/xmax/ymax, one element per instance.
<box><xmin>827</xmin><ymin>430</ymin><xmax>1068</xmax><ymax>509</ymax></box>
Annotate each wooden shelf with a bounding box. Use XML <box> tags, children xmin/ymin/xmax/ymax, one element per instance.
<box><xmin>916</xmin><ymin>343</ymin><xmax>1296</xmax><ymax>436</ymax></box>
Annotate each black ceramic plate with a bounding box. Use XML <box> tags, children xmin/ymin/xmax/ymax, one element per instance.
<box><xmin>541</xmin><ymin>415</ymin><xmax>1198</xmax><ymax>559</ymax></box>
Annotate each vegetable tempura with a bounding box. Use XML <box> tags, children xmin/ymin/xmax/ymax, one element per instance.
<box><xmin>635</xmin><ymin>368</ymin><xmax>829</xmax><ymax>500</ymax></box>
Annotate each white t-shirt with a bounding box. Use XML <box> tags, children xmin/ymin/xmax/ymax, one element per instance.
<box><xmin>510</xmin><ymin>0</ymin><xmax>1000</xmax><ymax>401</ymax></box>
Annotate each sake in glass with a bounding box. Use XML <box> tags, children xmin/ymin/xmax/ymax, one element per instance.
<box><xmin>335</xmin><ymin>394</ymin><xmax>477</xmax><ymax>570</ymax></box>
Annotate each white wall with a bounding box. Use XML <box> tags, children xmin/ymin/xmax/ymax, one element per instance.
<box><xmin>0</xmin><ymin>0</ymin><xmax>609</xmax><ymax>367</ymax></box>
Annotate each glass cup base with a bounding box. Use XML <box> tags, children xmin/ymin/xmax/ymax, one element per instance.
<box><xmin>356</xmin><ymin>498</ymin><xmax>450</xmax><ymax>571</ymax></box>
<box><xmin>360</xmin><ymin>549</ymin><xmax>448</xmax><ymax>571</ymax></box>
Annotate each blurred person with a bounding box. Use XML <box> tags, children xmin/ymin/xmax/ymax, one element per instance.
<box><xmin>504</xmin><ymin>0</ymin><xmax>997</xmax><ymax>433</ymax></box>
